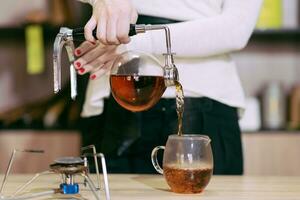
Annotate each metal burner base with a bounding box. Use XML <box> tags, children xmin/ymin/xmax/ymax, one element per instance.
<box><xmin>0</xmin><ymin>145</ymin><xmax>110</xmax><ymax>200</ymax></box>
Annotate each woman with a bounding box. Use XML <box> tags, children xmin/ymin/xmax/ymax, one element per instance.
<box><xmin>76</xmin><ymin>0</ymin><xmax>262</xmax><ymax>174</ymax></box>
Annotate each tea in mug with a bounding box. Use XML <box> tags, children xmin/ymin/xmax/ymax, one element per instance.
<box><xmin>164</xmin><ymin>163</ymin><xmax>213</xmax><ymax>193</ymax></box>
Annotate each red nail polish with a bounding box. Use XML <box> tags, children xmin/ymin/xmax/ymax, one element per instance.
<box><xmin>75</xmin><ymin>49</ymin><xmax>81</xmax><ymax>55</ymax></box>
<box><xmin>90</xmin><ymin>74</ymin><xmax>96</xmax><ymax>80</ymax></box>
<box><xmin>79</xmin><ymin>68</ymin><xmax>85</xmax><ymax>73</ymax></box>
<box><xmin>75</xmin><ymin>62</ymin><xmax>81</xmax><ymax>69</ymax></box>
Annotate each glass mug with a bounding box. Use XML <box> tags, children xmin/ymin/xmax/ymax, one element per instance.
<box><xmin>151</xmin><ymin>134</ymin><xmax>213</xmax><ymax>194</ymax></box>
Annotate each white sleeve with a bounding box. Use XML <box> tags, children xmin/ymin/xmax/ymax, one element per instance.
<box><xmin>127</xmin><ymin>0</ymin><xmax>263</xmax><ymax>58</ymax></box>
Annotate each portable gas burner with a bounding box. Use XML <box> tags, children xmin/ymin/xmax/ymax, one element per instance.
<box><xmin>0</xmin><ymin>145</ymin><xmax>110</xmax><ymax>200</ymax></box>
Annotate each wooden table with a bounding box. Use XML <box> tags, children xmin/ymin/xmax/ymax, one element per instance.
<box><xmin>1</xmin><ymin>174</ymin><xmax>300</xmax><ymax>200</ymax></box>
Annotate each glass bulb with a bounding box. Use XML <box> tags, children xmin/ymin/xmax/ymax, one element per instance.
<box><xmin>110</xmin><ymin>51</ymin><xmax>166</xmax><ymax>112</ymax></box>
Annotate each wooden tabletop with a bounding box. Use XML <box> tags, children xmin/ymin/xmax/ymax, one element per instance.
<box><xmin>1</xmin><ymin>174</ymin><xmax>300</xmax><ymax>200</ymax></box>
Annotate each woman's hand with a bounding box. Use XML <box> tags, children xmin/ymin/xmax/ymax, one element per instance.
<box><xmin>85</xmin><ymin>0</ymin><xmax>138</xmax><ymax>45</ymax></box>
<box><xmin>74</xmin><ymin>41</ymin><xmax>122</xmax><ymax>80</ymax></box>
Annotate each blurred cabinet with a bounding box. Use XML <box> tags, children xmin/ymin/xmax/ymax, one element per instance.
<box><xmin>0</xmin><ymin>130</ymin><xmax>81</xmax><ymax>173</ymax></box>
<box><xmin>242</xmin><ymin>132</ymin><xmax>300</xmax><ymax>176</ymax></box>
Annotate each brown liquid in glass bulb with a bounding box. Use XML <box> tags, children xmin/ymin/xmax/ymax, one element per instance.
<box><xmin>110</xmin><ymin>75</ymin><xmax>166</xmax><ymax>112</ymax></box>
<box><xmin>110</xmin><ymin>75</ymin><xmax>185</xmax><ymax>136</ymax></box>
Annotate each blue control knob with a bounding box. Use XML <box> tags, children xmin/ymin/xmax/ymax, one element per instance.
<box><xmin>60</xmin><ymin>183</ymin><xmax>79</xmax><ymax>194</ymax></box>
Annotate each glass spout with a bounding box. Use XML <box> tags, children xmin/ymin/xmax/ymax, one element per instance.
<box><xmin>164</xmin><ymin>61</ymin><xmax>179</xmax><ymax>87</ymax></box>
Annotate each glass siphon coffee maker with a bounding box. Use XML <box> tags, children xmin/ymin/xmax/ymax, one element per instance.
<box><xmin>53</xmin><ymin>24</ymin><xmax>179</xmax><ymax>112</ymax></box>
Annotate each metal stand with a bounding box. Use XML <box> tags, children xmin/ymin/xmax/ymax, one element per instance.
<box><xmin>81</xmin><ymin>145</ymin><xmax>110</xmax><ymax>200</ymax></box>
<box><xmin>53</xmin><ymin>27</ymin><xmax>77</xmax><ymax>100</ymax></box>
<box><xmin>0</xmin><ymin>149</ymin><xmax>44</xmax><ymax>196</ymax></box>
<box><xmin>0</xmin><ymin>146</ymin><xmax>110</xmax><ymax>200</ymax></box>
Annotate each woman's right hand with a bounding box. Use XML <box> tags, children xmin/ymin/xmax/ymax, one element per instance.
<box><xmin>84</xmin><ymin>0</ymin><xmax>138</xmax><ymax>45</ymax></box>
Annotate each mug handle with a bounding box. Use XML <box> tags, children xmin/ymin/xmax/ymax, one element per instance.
<box><xmin>151</xmin><ymin>146</ymin><xmax>165</xmax><ymax>174</ymax></box>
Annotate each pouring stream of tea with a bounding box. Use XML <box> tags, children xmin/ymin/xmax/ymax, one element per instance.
<box><xmin>175</xmin><ymin>81</ymin><xmax>184</xmax><ymax>136</ymax></box>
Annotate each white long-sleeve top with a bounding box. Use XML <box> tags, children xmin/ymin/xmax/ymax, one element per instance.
<box><xmin>79</xmin><ymin>0</ymin><xmax>263</xmax><ymax>117</ymax></box>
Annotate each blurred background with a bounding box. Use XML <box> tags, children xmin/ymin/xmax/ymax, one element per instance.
<box><xmin>0</xmin><ymin>0</ymin><xmax>299</xmax><ymax>176</ymax></box>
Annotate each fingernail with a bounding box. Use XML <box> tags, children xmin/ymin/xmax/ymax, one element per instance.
<box><xmin>90</xmin><ymin>74</ymin><xmax>96</xmax><ymax>80</ymax></box>
<box><xmin>75</xmin><ymin>62</ymin><xmax>81</xmax><ymax>69</ymax></box>
<box><xmin>75</xmin><ymin>49</ymin><xmax>81</xmax><ymax>56</ymax></box>
<box><xmin>91</xmin><ymin>41</ymin><xmax>96</xmax><ymax>45</ymax></box>
<box><xmin>78</xmin><ymin>68</ymin><xmax>85</xmax><ymax>74</ymax></box>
